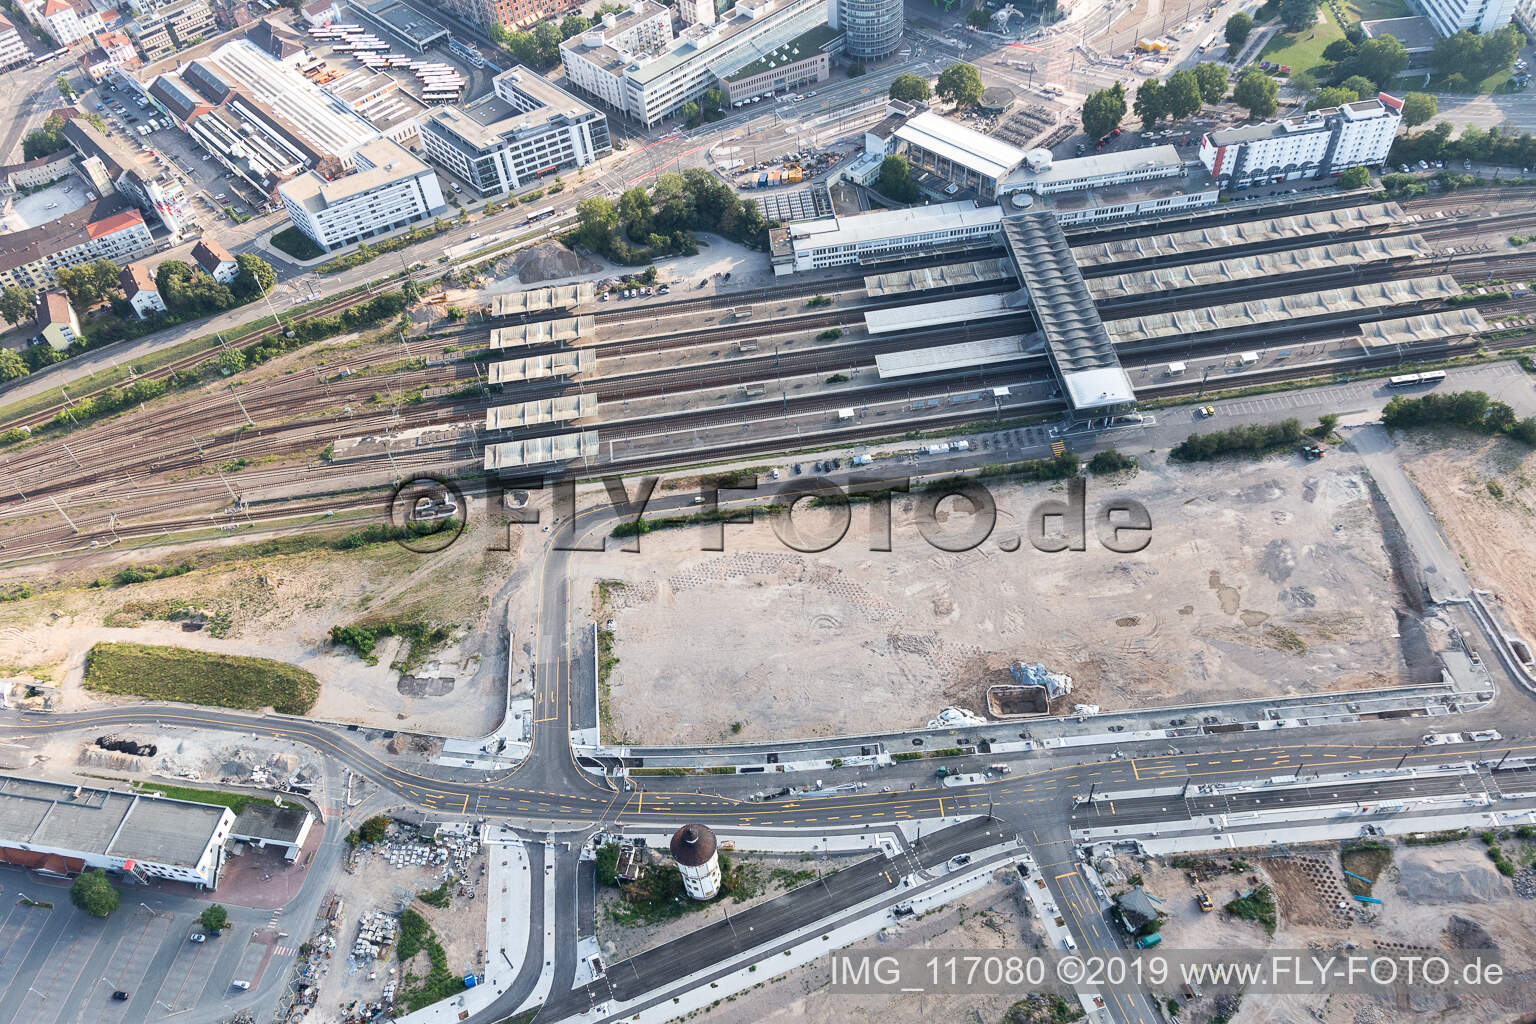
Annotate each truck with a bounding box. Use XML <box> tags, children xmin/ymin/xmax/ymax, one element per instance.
<box><xmin>1135</xmin><ymin>933</ymin><xmax>1162</xmax><ymax>948</ymax></box>
<box><xmin>851</xmin><ymin>454</ymin><xmax>873</xmax><ymax>466</ymax></box>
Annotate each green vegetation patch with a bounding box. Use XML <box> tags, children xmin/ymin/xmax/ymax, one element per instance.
<box><xmin>270</xmin><ymin>227</ymin><xmax>325</xmax><ymax>260</ymax></box>
<box><xmin>1224</xmin><ymin>884</ymin><xmax>1278</xmax><ymax>934</ymax></box>
<box><xmin>1341</xmin><ymin>842</ymin><xmax>1393</xmax><ymax>896</ymax></box>
<box><xmin>133</xmin><ymin>782</ymin><xmax>265</xmax><ymax>814</ymax></box>
<box><xmin>328</xmin><ymin>618</ymin><xmax>452</xmax><ymax>673</ymax></box>
<box><xmin>83</xmin><ymin>642</ymin><xmax>319</xmax><ymax>715</ymax></box>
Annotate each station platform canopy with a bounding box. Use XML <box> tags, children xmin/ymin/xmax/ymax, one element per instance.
<box><xmin>1105</xmin><ymin>275</ymin><xmax>1462</xmax><ymax>343</ymax></box>
<box><xmin>489</xmin><ymin>315</ymin><xmax>594</xmax><ymax>349</ymax></box>
<box><xmin>1357</xmin><ymin>309</ymin><xmax>1488</xmax><ymax>348</ymax></box>
<box><xmin>863</xmin><ymin>259</ymin><xmax>1013</xmax><ymax>298</ymax></box>
<box><xmin>1087</xmin><ymin>235</ymin><xmax>1426</xmax><ymax>303</ymax></box>
<box><xmin>488</xmin><ymin>350</ymin><xmax>596</xmax><ymax>383</ymax></box>
<box><xmin>1003</xmin><ymin>213</ymin><xmax>1133</xmax><ymax>415</ymax></box>
<box><xmin>875</xmin><ymin>335</ymin><xmax>1034</xmax><ymax>378</ymax></box>
<box><xmin>1071</xmin><ymin>201</ymin><xmax>1404</xmax><ymax>269</ymax></box>
<box><xmin>485</xmin><ymin>394</ymin><xmax>598</xmax><ymax>430</ymax></box>
<box><xmin>864</xmin><ymin>294</ymin><xmax>1014</xmax><ymax>335</ymax></box>
<box><xmin>489</xmin><ymin>282</ymin><xmax>595</xmax><ymax>316</ymax></box>
<box><xmin>483</xmin><ymin>431</ymin><xmax>599</xmax><ymax>470</ymax></box>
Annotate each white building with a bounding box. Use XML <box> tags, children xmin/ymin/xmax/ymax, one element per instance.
<box><xmin>0</xmin><ymin>13</ymin><xmax>31</xmax><ymax>71</ymax></box>
<box><xmin>0</xmin><ymin>774</ymin><xmax>235</xmax><ymax>889</ymax></box>
<box><xmin>769</xmin><ymin>201</ymin><xmax>1005</xmax><ymax>275</ymax></box>
<box><xmin>119</xmin><ymin>264</ymin><xmax>166</xmax><ymax>318</ymax></box>
<box><xmin>669</xmin><ymin>823</ymin><xmax>721</xmax><ymax>900</ymax></box>
<box><xmin>560</xmin><ymin>0</ymin><xmax>828</xmax><ymax>127</ymax></box>
<box><xmin>1199</xmin><ymin>95</ymin><xmax>1402</xmax><ymax>188</ymax></box>
<box><xmin>192</xmin><ymin>238</ymin><xmax>238</xmax><ymax>284</ymax></box>
<box><xmin>278</xmin><ymin>137</ymin><xmax>447</xmax><ymax>252</ymax></box>
<box><xmin>1416</xmin><ymin>0</ymin><xmax>1516</xmax><ymax>35</ymax></box>
<box><xmin>830</xmin><ymin>0</ymin><xmax>902</xmax><ymax>61</ymax></box>
<box><xmin>417</xmin><ymin>66</ymin><xmax>611</xmax><ymax>198</ymax></box>
<box><xmin>36</xmin><ymin>0</ymin><xmax>102</xmax><ymax>46</ymax></box>
<box><xmin>1518</xmin><ymin>0</ymin><xmax>1536</xmax><ymax>35</ymax></box>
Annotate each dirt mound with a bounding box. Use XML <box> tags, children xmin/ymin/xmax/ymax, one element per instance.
<box><xmin>1395</xmin><ymin>848</ymin><xmax>1508</xmax><ymax>903</ymax></box>
<box><xmin>1445</xmin><ymin>913</ymin><xmax>1498</xmax><ymax>949</ymax></box>
<box><xmin>507</xmin><ymin>242</ymin><xmax>600</xmax><ymax>284</ymax></box>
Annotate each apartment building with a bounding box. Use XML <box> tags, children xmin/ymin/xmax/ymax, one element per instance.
<box><xmin>278</xmin><ymin>136</ymin><xmax>446</xmax><ymax>251</ymax></box>
<box><xmin>0</xmin><ymin>195</ymin><xmax>155</xmax><ymax>290</ymax></box>
<box><xmin>192</xmin><ymin>238</ymin><xmax>237</xmax><ymax>283</ymax></box>
<box><xmin>119</xmin><ymin>263</ymin><xmax>166</xmax><ymax>318</ymax></box>
<box><xmin>560</xmin><ymin>0</ymin><xmax>826</xmax><ymax>127</ymax></box>
<box><xmin>1199</xmin><ymin>94</ymin><xmax>1402</xmax><ymax>187</ymax></box>
<box><xmin>1416</xmin><ymin>0</ymin><xmax>1516</xmax><ymax>35</ymax></box>
<box><xmin>36</xmin><ymin>291</ymin><xmax>81</xmax><ymax>349</ymax></box>
<box><xmin>0</xmin><ymin>13</ymin><xmax>31</xmax><ymax>71</ymax></box>
<box><xmin>127</xmin><ymin>0</ymin><xmax>217</xmax><ymax>62</ymax></box>
<box><xmin>417</xmin><ymin>66</ymin><xmax>610</xmax><ymax>198</ymax></box>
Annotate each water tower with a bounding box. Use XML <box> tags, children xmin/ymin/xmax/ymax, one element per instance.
<box><xmin>669</xmin><ymin>823</ymin><xmax>721</xmax><ymax>900</ymax></box>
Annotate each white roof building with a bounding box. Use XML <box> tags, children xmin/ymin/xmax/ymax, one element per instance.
<box><xmin>769</xmin><ymin>201</ymin><xmax>1005</xmax><ymax>274</ymax></box>
<box><xmin>278</xmin><ymin>136</ymin><xmax>446</xmax><ymax>252</ymax></box>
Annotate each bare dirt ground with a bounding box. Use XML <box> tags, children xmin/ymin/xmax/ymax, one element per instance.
<box><xmin>580</xmin><ymin>454</ymin><xmax>1429</xmax><ymax>744</ymax></box>
<box><xmin>1106</xmin><ymin>838</ymin><xmax>1536</xmax><ymax>1024</ymax></box>
<box><xmin>0</xmin><ymin>513</ymin><xmax>539</xmax><ymax>738</ymax></box>
<box><xmin>1400</xmin><ymin>434</ymin><xmax>1536</xmax><ymax>641</ymax></box>
<box><xmin>688</xmin><ymin>868</ymin><xmax>1045</xmax><ymax>1024</ymax></box>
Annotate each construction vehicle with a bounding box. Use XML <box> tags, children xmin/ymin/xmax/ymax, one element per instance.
<box><xmin>1196</xmin><ymin>891</ymin><xmax>1213</xmax><ymax>913</ymax></box>
<box><xmin>1301</xmin><ymin>444</ymin><xmax>1325</xmax><ymax>460</ymax></box>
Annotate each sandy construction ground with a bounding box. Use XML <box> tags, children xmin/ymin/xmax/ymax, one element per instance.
<box><xmin>581</xmin><ymin>452</ymin><xmax>1434</xmax><ymax>745</ymax></box>
<box><xmin>0</xmin><ymin>513</ymin><xmax>540</xmax><ymax>738</ymax></box>
<box><xmin>1399</xmin><ymin>434</ymin><xmax>1536</xmax><ymax>642</ymax></box>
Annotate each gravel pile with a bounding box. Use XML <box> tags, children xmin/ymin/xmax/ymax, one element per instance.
<box><xmin>1513</xmin><ymin>866</ymin><xmax>1536</xmax><ymax>899</ymax></box>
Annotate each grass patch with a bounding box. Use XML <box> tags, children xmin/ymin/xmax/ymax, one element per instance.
<box><xmin>1403</xmin><ymin>828</ymin><xmax>1468</xmax><ymax>846</ymax></box>
<box><xmin>1258</xmin><ymin>13</ymin><xmax>1346</xmax><ymax>79</ymax></box>
<box><xmin>601</xmin><ymin>854</ymin><xmax>758</xmax><ymax>926</ymax></box>
<box><xmin>328</xmin><ymin>618</ymin><xmax>452</xmax><ymax>673</ymax></box>
<box><xmin>1224</xmin><ymin>884</ymin><xmax>1278</xmax><ymax>935</ymax></box>
<box><xmin>134</xmin><ymin>781</ymin><xmax>264</xmax><ymax>814</ymax></box>
<box><xmin>270</xmin><ymin>227</ymin><xmax>325</xmax><ymax>261</ymax></box>
<box><xmin>1341</xmin><ymin>843</ymin><xmax>1393</xmax><ymax>896</ymax></box>
<box><xmin>417</xmin><ymin>878</ymin><xmax>454</xmax><ymax>909</ymax></box>
<box><xmin>83</xmin><ymin>642</ymin><xmax>320</xmax><ymax>715</ymax></box>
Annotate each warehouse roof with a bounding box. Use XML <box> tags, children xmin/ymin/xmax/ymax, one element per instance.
<box><xmin>488</xmin><ymin>351</ymin><xmax>596</xmax><ymax>384</ymax></box>
<box><xmin>895</xmin><ymin>111</ymin><xmax>1026</xmax><ymax>182</ymax></box>
<box><xmin>1004</xmin><ymin>144</ymin><xmax>1183</xmax><ymax>191</ymax></box>
<box><xmin>788</xmin><ymin>201</ymin><xmax>1003</xmax><ymax>249</ymax></box>
<box><xmin>1088</xmin><ymin>234</ymin><xmax>1426</xmax><ymax>302</ymax></box>
<box><xmin>0</xmin><ymin>775</ymin><xmax>229</xmax><ymax>870</ymax></box>
<box><xmin>488</xmin><ymin>316</ymin><xmax>592</xmax><ymax>349</ymax></box>
<box><xmin>1072</xmin><ymin>202</ymin><xmax>1404</xmax><ymax>268</ymax></box>
<box><xmin>490</xmin><ymin>282</ymin><xmax>595</xmax><ymax>316</ymax></box>
<box><xmin>1106</xmin><ymin>275</ymin><xmax>1462</xmax><ymax>343</ymax></box>
<box><xmin>231</xmin><ymin>802</ymin><xmax>312</xmax><ymax>844</ymax></box>
<box><xmin>1003</xmin><ymin>212</ymin><xmax>1132</xmax><ymax>412</ymax></box>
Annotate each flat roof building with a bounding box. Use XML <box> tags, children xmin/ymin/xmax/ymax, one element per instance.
<box><xmin>1200</xmin><ymin>95</ymin><xmax>1402</xmax><ymax>187</ymax></box>
<box><xmin>418</xmin><ymin>66</ymin><xmax>611</xmax><ymax>199</ymax></box>
<box><xmin>560</xmin><ymin>0</ymin><xmax>829</xmax><ymax>127</ymax></box>
<box><xmin>0</xmin><ymin>194</ymin><xmax>155</xmax><ymax>291</ymax></box>
<box><xmin>278</xmin><ymin>135</ymin><xmax>446</xmax><ymax>252</ymax></box>
<box><xmin>0</xmin><ymin>774</ymin><xmax>235</xmax><ymax>888</ymax></box>
<box><xmin>770</xmin><ymin>200</ymin><xmax>1005</xmax><ymax>275</ymax></box>
<box><xmin>894</xmin><ymin>110</ymin><xmax>1026</xmax><ymax>199</ymax></box>
<box><xmin>230</xmin><ymin>802</ymin><xmax>314</xmax><ymax>861</ymax></box>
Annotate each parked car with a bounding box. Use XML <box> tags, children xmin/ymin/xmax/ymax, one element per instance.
<box><xmin>189</xmin><ymin>934</ymin><xmax>207</xmax><ymax>943</ymax></box>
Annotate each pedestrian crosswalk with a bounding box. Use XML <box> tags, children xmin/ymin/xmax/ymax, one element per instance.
<box><xmin>275</xmin><ymin>945</ymin><xmax>297</xmax><ymax>957</ymax></box>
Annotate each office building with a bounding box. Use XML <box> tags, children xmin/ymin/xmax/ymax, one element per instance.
<box><xmin>36</xmin><ymin>291</ymin><xmax>81</xmax><ymax>349</ymax></box>
<box><xmin>61</xmin><ymin>115</ymin><xmax>193</xmax><ymax>237</ymax></box>
<box><xmin>560</xmin><ymin>0</ymin><xmax>827</xmax><ymax>127</ymax></box>
<box><xmin>0</xmin><ymin>195</ymin><xmax>155</xmax><ymax>290</ymax></box>
<box><xmin>127</xmin><ymin>0</ymin><xmax>217</xmax><ymax>62</ymax></box>
<box><xmin>722</xmin><ymin>24</ymin><xmax>836</xmax><ymax>105</ymax></box>
<box><xmin>278</xmin><ymin>136</ymin><xmax>446</xmax><ymax>252</ymax></box>
<box><xmin>0</xmin><ymin>774</ymin><xmax>235</xmax><ymax>888</ymax></box>
<box><xmin>1415</xmin><ymin>0</ymin><xmax>1516</xmax><ymax>35</ymax></box>
<box><xmin>0</xmin><ymin>13</ymin><xmax>31</xmax><ymax>71</ymax></box>
<box><xmin>417</xmin><ymin>66</ymin><xmax>610</xmax><ymax>198</ymax></box>
<box><xmin>1199</xmin><ymin>94</ymin><xmax>1402</xmax><ymax>187</ymax></box>
<box><xmin>829</xmin><ymin>0</ymin><xmax>901</xmax><ymax>61</ymax></box>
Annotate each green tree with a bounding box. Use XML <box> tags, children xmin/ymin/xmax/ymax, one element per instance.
<box><xmin>156</xmin><ymin>259</ymin><xmax>193</xmax><ymax>296</ymax></box>
<box><xmin>577</xmin><ymin>196</ymin><xmax>619</xmax><ymax>248</ymax></box>
<box><xmin>1134</xmin><ymin>79</ymin><xmax>1165</xmax><ymax>125</ymax></box>
<box><xmin>1279</xmin><ymin>0</ymin><xmax>1321</xmax><ymax>32</ymax></box>
<box><xmin>1163</xmin><ymin>69</ymin><xmax>1202</xmax><ymax>119</ymax></box>
<box><xmin>232</xmin><ymin>253</ymin><xmax>275</xmax><ymax>302</ymax></box>
<box><xmin>1194</xmin><ymin>62</ymin><xmax>1228</xmax><ymax>105</ymax></box>
<box><xmin>1482</xmin><ymin>25</ymin><xmax>1526</xmax><ymax>76</ymax></box>
<box><xmin>1351</xmin><ymin>35</ymin><xmax>1407</xmax><ymax>89</ymax></box>
<box><xmin>532</xmin><ymin>22</ymin><xmax>563</xmax><ymax>67</ymax></box>
<box><xmin>23</xmin><ymin>116</ymin><xmax>68</xmax><ymax>160</ymax></box>
<box><xmin>1432</xmin><ymin>30</ymin><xmax>1484</xmax><ymax>80</ymax></box>
<box><xmin>199</xmin><ymin>904</ymin><xmax>228</xmax><ymax>932</ymax></box>
<box><xmin>56</xmin><ymin>74</ymin><xmax>73</xmax><ymax>100</ymax></box>
<box><xmin>1322</xmin><ymin>38</ymin><xmax>1358</xmax><ymax>63</ymax></box>
<box><xmin>1337</xmin><ymin>165</ymin><xmax>1370</xmax><ymax>189</ymax></box>
<box><xmin>70</xmin><ymin>869</ymin><xmax>120</xmax><ymax>917</ymax></box>
<box><xmin>1401</xmin><ymin>92</ymin><xmax>1437</xmax><ymax>129</ymax></box>
<box><xmin>359</xmin><ymin>815</ymin><xmax>390</xmax><ymax>843</ymax></box>
<box><xmin>702</xmin><ymin>87</ymin><xmax>727</xmax><ymax>117</ymax></box>
<box><xmin>560</xmin><ymin>13</ymin><xmax>592</xmax><ymax>38</ymax></box>
<box><xmin>618</xmin><ymin>186</ymin><xmax>652</xmax><ymax>238</ymax></box>
<box><xmin>25</xmin><ymin>344</ymin><xmax>65</xmax><ymax>371</ymax></box>
<box><xmin>680</xmin><ymin>99</ymin><xmax>701</xmax><ymax>125</ymax></box>
<box><xmin>1081</xmin><ymin>82</ymin><xmax>1126</xmax><ymax>141</ymax></box>
<box><xmin>1224</xmin><ymin>12</ymin><xmax>1252</xmax><ymax>49</ymax></box>
<box><xmin>217</xmin><ymin>348</ymin><xmax>245</xmax><ymax>374</ymax></box>
<box><xmin>967</xmin><ymin>8</ymin><xmax>989</xmax><ymax>28</ymax></box>
<box><xmin>936</xmin><ymin>62</ymin><xmax>985</xmax><ymax>106</ymax></box>
<box><xmin>56</xmin><ymin>260</ymin><xmax>120</xmax><ymax>312</ymax></box>
<box><xmin>0</xmin><ymin>284</ymin><xmax>34</xmax><ymax>327</ymax></box>
<box><xmin>1308</xmin><ymin>86</ymin><xmax>1358</xmax><ymax>109</ymax></box>
<box><xmin>1233</xmin><ymin>70</ymin><xmax>1279</xmax><ymax>119</ymax></box>
<box><xmin>877</xmin><ymin>154</ymin><xmax>921</xmax><ymax>202</ymax></box>
<box><xmin>1287</xmin><ymin>69</ymin><xmax>1318</xmax><ymax>93</ymax></box>
<box><xmin>889</xmin><ymin>72</ymin><xmax>932</xmax><ymax>103</ymax></box>
<box><xmin>1339</xmin><ymin>74</ymin><xmax>1376</xmax><ymax>98</ymax></box>
<box><xmin>0</xmin><ymin>349</ymin><xmax>26</xmax><ymax>382</ymax></box>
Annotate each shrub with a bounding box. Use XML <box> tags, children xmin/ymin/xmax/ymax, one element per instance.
<box><xmin>1088</xmin><ymin>449</ymin><xmax>1135</xmax><ymax>474</ymax></box>
<box><xmin>1170</xmin><ymin>419</ymin><xmax>1305</xmax><ymax>461</ymax></box>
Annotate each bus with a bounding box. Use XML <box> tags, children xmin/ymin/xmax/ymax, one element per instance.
<box><xmin>1387</xmin><ymin>370</ymin><xmax>1448</xmax><ymax>389</ymax></box>
<box><xmin>526</xmin><ymin>207</ymin><xmax>555</xmax><ymax>223</ymax></box>
<box><xmin>33</xmin><ymin>48</ymin><xmax>68</xmax><ymax>66</ymax></box>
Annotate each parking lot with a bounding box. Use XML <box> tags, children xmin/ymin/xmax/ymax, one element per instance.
<box><xmin>0</xmin><ymin>868</ymin><xmax>284</xmax><ymax>1024</ymax></box>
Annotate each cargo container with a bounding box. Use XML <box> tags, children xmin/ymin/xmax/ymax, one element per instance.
<box><xmin>757</xmin><ymin>172</ymin><xmax>768</xmax><ymax>187</ymax></box>
<box><xmin>786</xmin><ymin>166</ymin><xmax>803</xmax><ymax>183</ymax></box>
